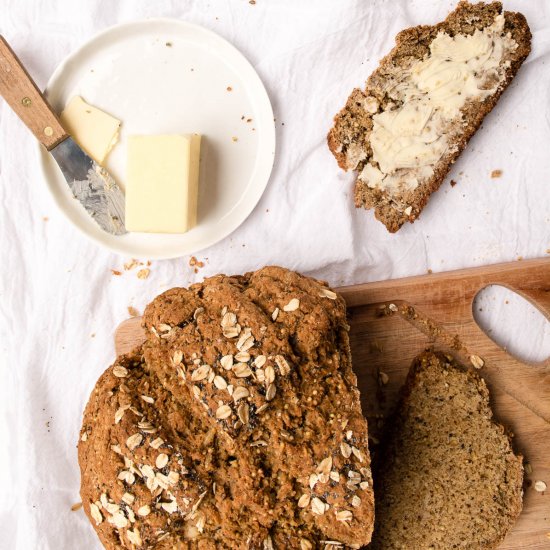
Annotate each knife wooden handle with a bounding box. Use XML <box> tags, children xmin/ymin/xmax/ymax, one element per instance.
<box><xmin>0</xmin><ymin>36</ymin><xmax>67</xmax><ymax>150</ymax></box>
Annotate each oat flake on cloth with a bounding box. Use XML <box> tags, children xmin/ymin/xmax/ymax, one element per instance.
<box><xmin>0</xmin><ymin>0</ymin><xmax>549</xmax><ymax>548</ymax></box>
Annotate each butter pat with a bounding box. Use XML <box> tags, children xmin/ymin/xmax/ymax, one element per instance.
<box><xmin>60</xmin><ymin>96</ymin><xmax>120</xmax><ymax>164</ymax></box>
<box><xmin>125</xmin><ymin>134</ymin><xmax>201</xmax><ymax>234</ymax></box>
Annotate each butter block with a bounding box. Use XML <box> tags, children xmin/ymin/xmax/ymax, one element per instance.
<box><xmin>60</xmin><ymin>96</ymin><xmax>120</xmax><ymax>164</ymax></box>
<box><xmin>125</xmin><ymin>134</ymin><xmax>201</xmax><ymax>234</ymax></box>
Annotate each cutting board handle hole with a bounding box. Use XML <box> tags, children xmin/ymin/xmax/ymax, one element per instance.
<box><xmin>472</xmin><ymin>285</ymin><xmax>550</xmax><ymax>364</ymax></box>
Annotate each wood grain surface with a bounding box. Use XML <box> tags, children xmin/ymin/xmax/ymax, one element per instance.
<box><xmin>115</xmin><ymin>258</ymin><xmax>550</xmax><ymax>549</ymax></box>
<box><xmin>0</xmin><ymin>36</ymin><xmax>67</xmax><ymax>149</ymax></box>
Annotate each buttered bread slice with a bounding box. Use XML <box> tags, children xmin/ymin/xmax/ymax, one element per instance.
<box><xmin>328</xmin><ymin>1</ymin><xmax>531</xmax><ymax>232</ymax></box>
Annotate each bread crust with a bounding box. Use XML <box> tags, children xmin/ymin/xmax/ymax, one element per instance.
<box><xmin>79</xmin><ymin>267</ymin><xmax>375</xmax><ymax>549</ymax></box>
<box><xmin>79</xmin><ymin>351</ymin><xmax>240</xmax><ymax>549</ymax></box>
<box><xmin>328</xmin><ymin>1</ymin><xmax>532</xmax><ymax>232</ymax></box>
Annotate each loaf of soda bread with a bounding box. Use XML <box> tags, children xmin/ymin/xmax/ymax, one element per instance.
<box><xmin>79</xmin><ymin>267</ymin><xmax>375</xmax><ymax>549</ymax></box>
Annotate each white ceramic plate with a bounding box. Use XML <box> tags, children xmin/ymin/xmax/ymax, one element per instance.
<box><xmin>39</xmin><ymin>19</ymin><xmax>275</xmax><ymax>259</ymax></box>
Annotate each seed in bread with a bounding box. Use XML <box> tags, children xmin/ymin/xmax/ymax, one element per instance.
<box><xmin>327</xmin><ymin>1</ymin><xmax>531</xmax><ymax>232</ymax></box>
<box><xmin>79</xmin><ymin>266</ymin><xmax>375</xmax><ymax>548</ymax></box>
<box><xmin>142</xmin><ymin>266</ymin><xmax>375</xmax><ymax>548</ymax></box>
<box><xmin>78</xmin><ymin>351</ymin><xmax>267</xmax><ymax>549</ymax></box>
<box><xmin>370</xmin><ymin>351</ymin><xmax>524</xmax><ymax>550</ymax></box>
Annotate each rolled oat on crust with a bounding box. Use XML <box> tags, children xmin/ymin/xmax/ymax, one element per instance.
<box><xmin>79</xmin><ymin>266</ymin><xmax>375</xmax><ymax>549</ymax></box>
<box><xmin>79</xmin><ymin>350</ymin><xmax>260</xmax><ymax>549</ymax></box>
<box><xmin>328</xmin><ymin>1</ymin><xmax>531</xmax><ymax>232</ymax></box>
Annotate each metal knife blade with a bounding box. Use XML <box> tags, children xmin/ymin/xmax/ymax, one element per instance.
<box><xmin>51</xmin><ymin>138</ymin><xmax>126</xmax><ymax>236</ymax></box>
<box><xmin>0</xmin><ymin>36</ymin><xmax>126</xmax><ymax>236</ymax></box>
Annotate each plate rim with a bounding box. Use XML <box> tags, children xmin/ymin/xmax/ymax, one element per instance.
<box><xmin>38</xmin><ymin>17</ymin><xmax>276</xmax><ymax>260</ymax></box>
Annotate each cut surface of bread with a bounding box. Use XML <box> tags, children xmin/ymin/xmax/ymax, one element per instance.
<box><xmin>328</xmin><ymin>1</ymin><xmax>531</xmax><ymax>232</ymax></box>
<box><xmin>79</xmin><ymin>266</ymin><xmax>375</xmax><ymax>549</ymax></box>
<box><xmin>370</xmin><ymin>351</ymin><xmax>524</xmax><ymax>550</ymax></box>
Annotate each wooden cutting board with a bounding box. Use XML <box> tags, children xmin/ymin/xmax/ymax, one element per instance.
<box><xmin>115</xmin><ymin>258</ymin><xmax>550</xmax><ymax>549</ymax></box>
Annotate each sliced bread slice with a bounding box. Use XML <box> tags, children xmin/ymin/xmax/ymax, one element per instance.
<box><xmin>328</xmin><ymin>1</ymin><xmax>531</xmax><ymax>232</ymax></box>
<box><xmin>370</xmin><ymin>351</ymin><xmax>524</xmax><ymax>549</ymax></box>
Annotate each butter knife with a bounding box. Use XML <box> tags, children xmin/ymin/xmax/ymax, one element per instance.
<box><xmin>0</xmin><ymin>36</ymin><xmax>126</xmax><ymax>235</ymax></box>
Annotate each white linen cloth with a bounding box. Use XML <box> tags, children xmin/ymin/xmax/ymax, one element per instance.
<box><xmin>0</xmin><ymin>1</ymin><xmax>549</xmax><ymax>548</ymax></box>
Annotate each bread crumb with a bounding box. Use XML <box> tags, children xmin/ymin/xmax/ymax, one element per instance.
<box><xmin>232</xmin><ymin>136</ymin><xmax>238</xmax><ymax>142</ymax></box>
<box><xmin>227</xmin><ymin>86</ymin><xmax>233</xmax><ymax>91</ymax></box>
<box><xmin>137</xmin><ymin>269</ymin><xmax>150</xmax><ymax>280</ymax></box>
<box><xmin>469</xmin><ymin>355</ymin><xmax>484</xmax><ymax>369</ymax></box>
<box><xmin>517</xmin><ymin>256</ymin><xmax>523</xmax><ymax>261</ymax></box>
<box><xmin>91</xmin><ymin>333</ymin><xmax>95</xmax><ymax>338</ymax></box>
<box><xmin>490</xmin><ymin>169</ymin><xmax>503</xmax><ymax>178</ymax></box>
<box><xmin>189</xmin><ymin>256</ymin><xmax>205</xmax><ymax>269</ymax></box>
<box><xmin>427</xmin><ymin>269</ymin><xmax>433</xmax><ymax>274</ymax></box>
<box><xmin>534</xmin><ymin>480</ymin><xmax>547</xmax><ymax>492</ymax></box>
<box><xmin>249</xmin><ymin>0</ymin><xmax>256</xmax><ymax>4</ymax></box>
<box><xmin>165</xmin><ymin>42</ymin><xmax>172</xmax><ymax>47</ymax></box>
<box><xmin>111</xmin><ymin>270</ymin><xmax>122</xmax><ymax>276</ymax></box>
<box><xmin>128</xmin><ymin>306</ymin><xmax>140</xmax><ymax>317</ymax></box>
<box><xmin>124</xmin><ymin>259</ymin><xmax>140</xmax><ymax>271</ymax></box>
<box><xmin>450</xmin><ymin>180</ymin><xmax>457</xmax><ymax>187</ymax></box>
<box><xmin>43</xmin><ymin>216</ymin><xmax>49</xmax><ymax>221</ymax></box>
<box><xmin>71</xmin><ymin>502</ymin><xmax>83</xmax><ymax>512</ymax></box>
